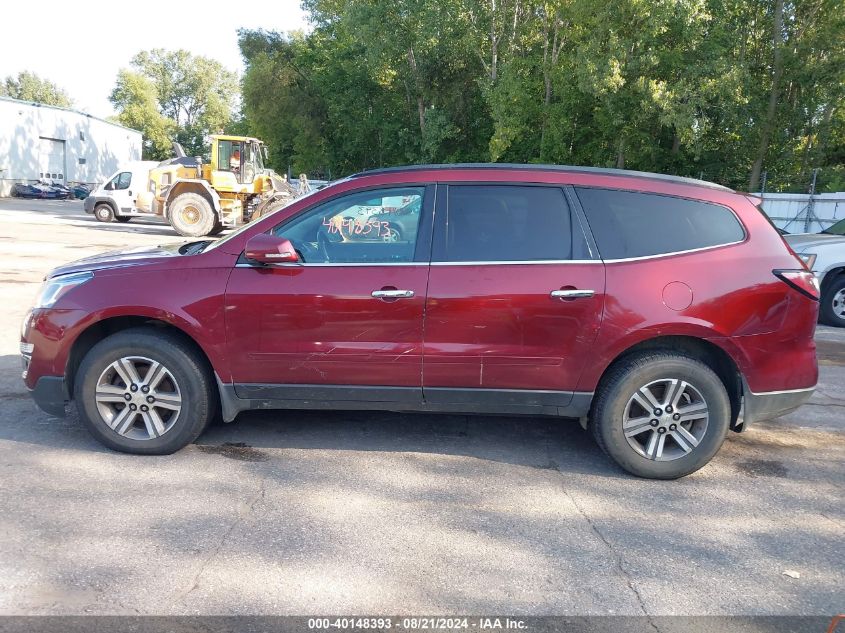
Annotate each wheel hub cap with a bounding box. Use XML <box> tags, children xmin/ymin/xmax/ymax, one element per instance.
<box><xmin>833</xmin><ymin>288</ymin><xmax>845</xmax><ymax>318</ymax></box>
<box><xmin>94</xmin><ymin>356</ymin><xmax>182</xmax><ymax>440</ymax></box>
<box><xmin>622</xmin><ymin>378</ymin><xmax>709</xmax><ymax>461</ymax></box>
<box><xmin>180</xmin><ymin>206</ymin><xmax>200</xmax><ymax>225</ymax></box>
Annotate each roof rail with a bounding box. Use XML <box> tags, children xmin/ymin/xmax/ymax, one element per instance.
<box><xmin>351</xmin><ymin>163</ymin><xmax>734</xmax><ymax>192</ymax></box>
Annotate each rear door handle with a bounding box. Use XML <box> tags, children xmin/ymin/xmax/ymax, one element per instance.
<box><xmin>372</xmin><ymin>289</ymin><xmax>415</xmax><ymax>299</ymax></box>
<box><xmin>550</xmin><ymin>289</ymin><xmax>595</xmax><ymax>300</ymax></box>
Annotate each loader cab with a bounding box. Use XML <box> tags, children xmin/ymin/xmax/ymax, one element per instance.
<box><xmin>213</xmin><ymin>136</ymin><xmax>266</xmax><ymax>189</ymax></box>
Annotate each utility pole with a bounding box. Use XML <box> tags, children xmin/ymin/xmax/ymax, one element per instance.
<box><xmin>804</xmin><ymin>168</ymin><xmax>820</xmax><ymax>233</ymax></box>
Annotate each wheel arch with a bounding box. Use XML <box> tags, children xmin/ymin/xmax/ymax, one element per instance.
<box><xmin>589</xmin><ymin>334</ymin><xmax>744</xmax><ymax>431</ymax></box>
<box><xmin>65</xmin><ymin>315</ymin><xmax>220</xmax><ymax>407</ymax></box>
<box><xmin>820</xmin><ymin>266</ymin><xmax>845</xmax><ymax>294</ymax></box>
<box><xmin>164</xmin><ymin>180</ymin><xmax>221</xmax><ymax>215</ymax></box>
<box><xmin>93</xmin><ymin>198</ymin><xmax>118</xmax><ymax>214</ymax></box>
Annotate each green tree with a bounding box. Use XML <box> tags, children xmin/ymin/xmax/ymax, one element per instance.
<box><xmin>1</xmin><ymin>71</ymin><xmax>72</xmax><ymax>107</ymax></box>
<box><xmin>109</xmin><ymin>70</ymin><xmax>175</xmax><ymax>160</ymax></box>
<box><xmin>239</xmin><ymin>0</ymin><xmax>845</xmax><ymax>190</ymax></box>
<box><xmin>110</xmin><ymin>49</ymin><xmax>238</xmax><ymax>158</ymax></box>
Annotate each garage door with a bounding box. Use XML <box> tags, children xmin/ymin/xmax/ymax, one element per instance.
<box><xmin>38</xmin><ymin>138</ymin><xmax>65</xmax><ymax>182</ymax></box>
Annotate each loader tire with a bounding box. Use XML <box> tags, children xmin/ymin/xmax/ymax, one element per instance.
<box><xmin>168</xmin><ymin>193</ymin><xmax>217</xmax><ymax>237</ymax></box>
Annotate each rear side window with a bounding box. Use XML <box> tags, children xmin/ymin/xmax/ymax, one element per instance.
<box><xmin>437</xmin><ymin>185</ymin><xmax>585</xmax><ymax>262</ymax></box>
<box><xmin>575</xmin><ymin>188</ymin><xmax>745</xmax><ymax>260</ymax></box>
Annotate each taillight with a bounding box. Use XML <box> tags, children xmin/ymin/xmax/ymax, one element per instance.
<box><xmin>773</xmin><ymin>269</ymin><xmax>820</xmax><ymax>301</ymax></box>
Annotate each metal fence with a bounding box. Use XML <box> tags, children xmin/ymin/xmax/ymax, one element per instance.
<box><xmin>758</xmin><ymin>192</ymin><xmax>845</xmax><ymax>233</ymax></box>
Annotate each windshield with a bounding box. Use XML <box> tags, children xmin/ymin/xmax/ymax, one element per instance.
<box><xmin>202</xmin><ymin>186</ymin><xmax>327</xmax><ymax>253</ymax></box>
<box><xmin>822</xmin><ymin>218</ymin><xmax>845</xmax><ymax>235</ymax></box>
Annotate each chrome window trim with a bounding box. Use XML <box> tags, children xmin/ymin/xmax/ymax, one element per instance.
<box><xmin>235</xmin><ymin>262</ymin><xmax>428</xmax><ymax>268</ymax></box>
<box><xmin>601</xmin><ymin>239</ymin><xmax>745</xmax><ymax>263</ymax></box>
<box><xmin>430</xmin><ymin>259</ymin><xmax>601</xmax><ymax>266</ymax></box>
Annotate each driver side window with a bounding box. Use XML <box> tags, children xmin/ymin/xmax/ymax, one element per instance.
<box><xmin>273</xmin><ymin>187</ymin><xmax>425</xmax><ymax>264</ymax></box>
<box><xmin>107</xmin><ymin>172</ymin><xmax>131</xmax><ymax>190</ymax></box>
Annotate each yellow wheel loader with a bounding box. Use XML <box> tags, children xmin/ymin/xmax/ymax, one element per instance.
<box><xmin>147</xmin><ymin>135</ymin><xmax>299</xmax><ymax>237</ymax></box>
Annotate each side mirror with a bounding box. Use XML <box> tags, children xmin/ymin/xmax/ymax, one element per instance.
<box><xmin>245</xmin><ymin>234</ymin><xmax>300</xmax><ymax>264</ymax></box>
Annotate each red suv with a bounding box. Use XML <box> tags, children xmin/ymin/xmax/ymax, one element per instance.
<box><xmin>21</xmin><ymin>165</ymin><xmax>820</xmax><ymax>478</ymax></box>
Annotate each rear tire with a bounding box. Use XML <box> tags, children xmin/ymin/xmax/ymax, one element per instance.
<box><xmin>94</xmin><ymin>204</ymin><xmax>114</xmax><ymax>223</ymax></box>
<box><xmin>168</xmin><ymin>193</ymin><xmax>217</xmax><ymax>237</ymax></box>
<box><xmin>820</xmin><ymin>276</ymin><xmax>845</xmax><ymax>327</ymax></box>
<box><xmin>590</xmin><ymin>352</ymin><xmax>731</xmax><ymax>479</ymax></box>
<box><xmin>74</xmin><ymin>328</ymin><xmax>216</xmax><ymax>455</ymax></box>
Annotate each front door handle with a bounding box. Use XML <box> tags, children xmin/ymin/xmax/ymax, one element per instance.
<box><xmin>550</xmin><ymin>289</ymin><xmax>595</xmax><ymax>300</ymax></box>
<box><xmin>372</xmin><ymin>289</ymin><xmax>415</xmax><ymax>299</ymax></box>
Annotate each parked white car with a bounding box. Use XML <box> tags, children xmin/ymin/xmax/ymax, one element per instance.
<box><xmin>785</xmin><ymin>218</ymin><xmax>845</xmax><ymax>327</ymax></box>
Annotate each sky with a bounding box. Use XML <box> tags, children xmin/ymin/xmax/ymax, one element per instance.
<box><xmin>0</xmin><ymin>0</ymin><xmax>310</xmax><ymax>119</ymax></box>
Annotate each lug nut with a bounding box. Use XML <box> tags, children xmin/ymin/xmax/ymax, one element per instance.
<box><xmin>653</xmin><ymin>408</ymin><xmax>662</xmax><ymax>416</ymax></box>
<box><xmin>124</xmin><ymin>393</ymin><xmax>132</xmax><ymax>401</ymax></box>
<box><xmin>129</xmin><ymin>404</ymin><xmax>137</xmax><ymax>411</ymax></box>
<box><xmin>130</xmin><ymin>384</ymin><xmax>138</xmax><ymax>392</ymax></box>
<box><xmin>673</xmin><ymin>413</ymin><xmax>681</xmax><ymax>421</ymax></box>
<box><xmin>658</xmin><ymin>427</ymin><xmax>667</xmax><ymax>434</ymax></box>
<box><xmin>140</xmin><ymin>405</ymin><xmax>148</xmax><ymax>412</ymax></box>
<box><xmin>650</xmin><ymin>419</ymin><xmax>659</xmax><ymax>427</ymax></box>
<box><xmin>141</xmin><ymin>386</ymin><xmax>150</xmax><ymax>393</ymax></box>
<box><xmin>669</xmin><ymin>423</ymin><xmax>677</xmax><ymax>431</ymax></box>
<box><xmin>666</xmin><ymin>405</ymin><xmax>674</xmax><ymax>413</ymax></box>
<box><xmin>146</xmin><ymin>396</ymin><xmax>154</xmax><ymax>404</ymax></box>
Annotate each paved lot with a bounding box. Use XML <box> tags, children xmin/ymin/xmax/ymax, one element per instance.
<box><xmin>0</xmin><ymin>199</ymin><xmax>843</xmax><ymax>616</ymax></box>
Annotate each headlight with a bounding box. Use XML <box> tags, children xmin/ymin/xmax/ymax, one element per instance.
<box><xmin>33</xmin><ymin>272</ymin><xmax>94</xmax><ymax>309</ymax></box>
<box><xmin>797</xmin><ymin>253</ymin><xmax>817</xmax><ymax>270</ymax></box>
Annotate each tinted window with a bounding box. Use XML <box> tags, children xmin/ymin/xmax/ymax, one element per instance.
<box><xmin>274</xmin><ymin>187</ymin><xmax>424</xmax><ymax>264</ymax></box>
<box><xmin>438</xmin><ymin>185</ymin><xmax>576</xmax><ymax>262</ymax></box>
<box><xmin>576</xmin><ymin>188</ymin><xmax>745</xmax><ymax>259</ymax></box>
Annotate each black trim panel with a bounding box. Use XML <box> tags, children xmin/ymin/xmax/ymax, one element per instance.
<box><xmin>218</xmin><ymin>379</ymin><xmax>592</xmax><ymax>422</ymax></box>
<box><xmin>29</xmin><ymin>376</ymin><xmax>67</xmax><ymax>418</ymax></box>
<box><xmin>234</xmin><ymin>383</ymin><xmax>421</xmax><ymax>403</ymax></box>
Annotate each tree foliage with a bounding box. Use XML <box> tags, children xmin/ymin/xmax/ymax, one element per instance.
<box><xmin>1</xmin><ymin>71</ymin><xmax>73</xmax><ymax>108</ymax></box>
<box><xmin>110</xmin><ymin>49</ymin><xmax>238</xmax><ymax>159</ymax></box>
<box><xmin>239</xmin><ymin>0</ymin><xmax>844</xmax><ymax>191</ymax></box>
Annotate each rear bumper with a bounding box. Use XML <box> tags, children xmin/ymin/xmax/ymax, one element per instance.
<box><xmin>741</xmin><ymin>378</ymin><xmax>814</xmax><ymax>427</ymax></box>
<box><xmin>28</xmin><ymin>376</ymin><xmax>67</xmax><ymax>418</ymax></box>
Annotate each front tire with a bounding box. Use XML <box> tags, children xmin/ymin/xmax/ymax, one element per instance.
<box><xmin>168</xmin><ymin>193</ymin><xmax>217</xmax><ymax>237</ymax></box>
<box><xmin>94</xmin><ymin>204</ymin><xmax>114</xmax><ymax>223</ymax></box>
<box><xmin>820</xmin><ymin>276</ymin><xmax>845</xmax><ymax>327</ymax></box>
<box><xmin>74</xmin><ymin>328</ymin><xmax>216</xmax><ymax>454</ymax></box>
<box><xmin>590</xmin><ymin>353</ymin><xmax>731</xmax><ymax>479</ymax></box>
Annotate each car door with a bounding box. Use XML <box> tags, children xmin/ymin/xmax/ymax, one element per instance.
<box><xmin>224</xmin><ymin>184</ymin><xmax>434</xmax><ymax>405</ymax></box>
<box><xmin>108</xmin><ymin>171</ymin><xmax>136</xmax><ymax>214</ymax></box>
<box><xmin>422</xmin><ymin>183</ymin><xmax>605</xmax><ymax>413</ymax></box>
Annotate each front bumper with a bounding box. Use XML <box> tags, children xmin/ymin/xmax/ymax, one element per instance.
<box><xmin>83</xmin><ymin>197</ymin><xmax>95</xmax><ymax>213</ymax></box>
<box><xmin>741</xmin><ymin>378</ymin><xmax>814</xmax><ymax>427</ymax></box>
<box><xmin>28</xmin><ymin>375</ymin><xmax>68</xmax><ymax>418</ymax></box>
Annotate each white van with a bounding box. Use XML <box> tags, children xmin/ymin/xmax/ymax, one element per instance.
<box><xmin>83</xmin><ymin>161</ymin><xmax>160</xmax><ymax>223</ymax></box>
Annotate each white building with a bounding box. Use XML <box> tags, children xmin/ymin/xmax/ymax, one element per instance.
<box><xmin>0</xmin><ymin>96</ymin><xmax>142</xmax><ymax>196</ymax></box>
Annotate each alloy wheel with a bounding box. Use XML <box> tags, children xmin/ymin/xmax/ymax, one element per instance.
<box><xmin>94</xmin><ymin>356</ymin><xmax>182</xmax><ymax>440</ymax></box>
<box><xmin>622</xmin><ymin>378</ymin><xmax>709</xmax><ymax>461</ymax></box>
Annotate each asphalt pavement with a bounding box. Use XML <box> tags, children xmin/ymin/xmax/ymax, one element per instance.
<box><xmin>0</xmin><ymin>199</ymin><xmax>842</xmax><ymax>617</ymax></box>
